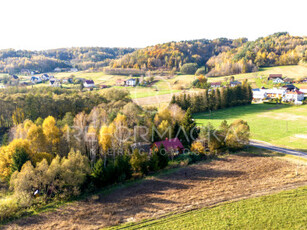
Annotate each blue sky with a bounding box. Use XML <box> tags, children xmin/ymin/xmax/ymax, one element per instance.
<box><xmin>1</xmin><ymin>0</ymin><xmax>306</xmax><ymax>50</ymax></box>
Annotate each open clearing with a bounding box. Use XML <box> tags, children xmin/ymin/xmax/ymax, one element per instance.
<box><xmin>4</xmin><ymin>150</ymin><xmax>307</xmax><ymax>230</ymax></box>
<box><xmin>194</xmin><ymin>104</ymin><xmax>307</xmax><ymax>151</ymax></box>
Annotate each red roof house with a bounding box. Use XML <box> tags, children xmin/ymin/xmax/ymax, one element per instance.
<box><xmin>153</xmin><ymin>138</ymin><xmax>184</xmax><ymax>152</ymax></box>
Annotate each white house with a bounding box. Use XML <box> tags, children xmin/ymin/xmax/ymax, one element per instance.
<box><xmin>263</xmin><ymin>88</ymin><xmax>287</xmax><ymax>99</ymax></box>
<box><xmin>31</xmin><ymin>76</ymin><xmax>42</xmax><ymax>84</ymax></box>
<box><xmin>272</xmin><ymin>78</ymin><xmax>284</xmax><ymax>84</ymax></box>
<box><xmin>41</xmin><ymin>74</ymin><xmax>50</xmax><ymax>81</ymax></box>
<box><xmin>0</xmin><ymin>85</ymin><xmax>6</xmax><ymax>89</ymax></box>
<box><xmin>252</xmin><ymin>89</ymin><xmax>268</xmax><ymax>101</ymax></box>
<box><xmin>84</xmin><ymin>80</ymin><xmax>95</xmax><ymax>88</ymax></box>
<box><xmin>49</xmin><ymin>79</ymin><xmax>61</xmax><ymax>87</ymax></box>
<box><xmin>230</xmin><ymin>81</ymin><xmax>241</xmax><ymax>87</ymax></box>
<box><xmin>283</xmin><ymin>90</ymin><xmax>305</xmax><ymax>102</ymax></box>
<box><xmin>125</xmin><ymin>79</ymin><xmax>137</xmax><ymax>86</ymax></box>
<box><xmin>70</xmin><ymin>68</ymin><xmax>78</xmax><ymax>72</ymax></box>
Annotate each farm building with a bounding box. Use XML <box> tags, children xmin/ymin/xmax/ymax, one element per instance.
<box><xmin>84</xmin><ymin>80</ymin><xmax>95</xmax><ymax>88</ymax></box>
<box><xmin>210</xmin><ymin>82</ymin><xmax>221</xmax><ymax>88</ymax></box>
<box><xmin>252</xmin><ymin>89</ymin><xmax>268</xmax><ymax>101</ymax></box>
<box><xmin>125</xmin><ymin>79</ymin><xmax>137</xmax><ymax>86</ymax></box>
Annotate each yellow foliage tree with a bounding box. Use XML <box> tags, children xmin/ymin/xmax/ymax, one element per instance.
<box><xmin>27</xmin><ymin>124</ymin><xmax>46</xmax><ymax>153</ymax></box>
<box><xmin>191</xmin><ymin>141</ymin><xmax>205</xmax><ymax>155</ymax></box>
<box><xmin>0</xmin><ymin>139</ymin><xmax>31</xmax><ymax>179</ymax></box>
<box><xmin>42</xmin><ymin>116</ymin><xmax>60</xmax><ymax>153</ymax></box>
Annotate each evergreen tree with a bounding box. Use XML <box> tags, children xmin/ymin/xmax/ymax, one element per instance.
<box><xmin>180</xmin><ymin>108</ymin><xmax>199</xmax><ymax>147</ymax></box>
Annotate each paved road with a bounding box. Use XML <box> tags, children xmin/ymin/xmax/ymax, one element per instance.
<box><xmin>250</xmin><ymin>140</ymin><xmax>307</xmax><ymax>159</ymax></box>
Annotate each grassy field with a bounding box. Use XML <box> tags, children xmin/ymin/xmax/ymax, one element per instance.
<box><xmin>194</xmin><ymin>103</ymin><xmax>307</xmax><ymax>151</ymax></box>
<box><xmin>108</xmin><ymin>186</ymin><xmax>307</xmax><ymax>230</ymax></box>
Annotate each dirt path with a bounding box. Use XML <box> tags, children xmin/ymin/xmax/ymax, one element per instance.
<box><xmin>250</xmin><ymin>139</ymin><xmax>307</xmax><ymax>157</ymax></box>
<box><xmin>4</xmin><ymin>152</ymin><xmax>307</xmax><ymax>230</ymax></box>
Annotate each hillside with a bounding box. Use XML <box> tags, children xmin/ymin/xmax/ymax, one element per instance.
<box><xmin>109</xmin><ymin>38</ymin><xmax>247</xmax><ymax>70</ymax></box>
<box><xmin>110</xmin><ymin>32</ymin><xmax>307</xmax><ymax>77</ymax></box>
<box><xmin>207</xmin><ymin>32</ymin><xmax>307</xmax><ymax>77</ymax></box>
<box><xmin>0</xmin><ymin>47</ymin><xmax>136</xmax><ymax>74</ymax></box>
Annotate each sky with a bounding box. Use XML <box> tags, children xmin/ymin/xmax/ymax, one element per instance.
<box><xmin>1</xmin><ymin>0</ymin><xmax>306</xmax><ymax>50</ymax></box>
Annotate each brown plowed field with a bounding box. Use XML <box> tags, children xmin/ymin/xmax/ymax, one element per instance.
<box><xmin>4</xmin><ymin>151</ymin><xmax>307</xmax><ymax>230</ymax></box>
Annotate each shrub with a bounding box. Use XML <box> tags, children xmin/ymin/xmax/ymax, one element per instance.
<box><xmin>191</xmin><ymin>141</ymin><xmax>206</xmax><ymax>155</ymax></box>
<box><xmin>180</xmin><ymin>63</ymin><xmax>198</xmax><ymax>75</ymax></box>
<box><xmin>114</xmin><ymin>154</ymin><xmax>132</xmax><ymax>182</ymax></box>
<box><xmin>31</xmin><ymin>152</ymin><xmax>54</xmax><ymax>166</ymax></box>
<box><xmin>195</xmin><ymin>67</ymin><xmax>207</xmax><ymax>76</ymax></box>
<box><xmin>130</xmin><ymin>149</ymin><xmax>149</xmax><ymax>175</ymax></box>
<box><xmin>148</xmin><ymin>152</ymin><xmax>160</xmax><ymax>172</ymax></box>
<box><xmin>156</xmin><ymin>144</ymin><xmax>169</xmax><ymax>169</ymax></box>
<box><xmin>11</xmin><ymin>147</ymin><xmax>30</xmax><ymax>173</ymax></box>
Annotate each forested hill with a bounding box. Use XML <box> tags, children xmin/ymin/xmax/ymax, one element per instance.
<box><xmin>206</xmin><ymin>32</ymin><xmax>307</xmax><ymax>76</ymax></box>
<box><xmin>0</xmin><ymin>47</ymin><xmax>136</xmax><ymax>74</ymax></box>
<box><xmin>110</xmin><ymin>32</ymin><xmax>307</xmax><ymax>77</ymax></box>
<box><xmin>109</xmin><ymin>38</ymin><xmax>248</xmax><ymax>71</ymax></box>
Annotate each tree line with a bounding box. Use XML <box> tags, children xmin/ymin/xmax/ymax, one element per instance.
<box><xmin>170</xmin><ymin>84</ymin><xmax>253</xmax><ymax>113</ymax></box>
<box><xmin>0</xmin><ymin>88</ymin><xmax>131</xmax><ymax>129</ymax></box>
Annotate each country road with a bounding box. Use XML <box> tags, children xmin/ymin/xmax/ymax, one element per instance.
<box><xmin>250</xmin><ymin>140</ymin><xmax>307</xmax><ymax>159</ymax></box>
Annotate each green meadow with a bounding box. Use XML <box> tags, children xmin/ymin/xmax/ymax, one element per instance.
<box><xmin>194</xmin><ymin>104</ymin><xmax>307</xmax><ymax>151</ymax></box>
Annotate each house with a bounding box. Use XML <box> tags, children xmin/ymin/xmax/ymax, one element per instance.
<box><xmin>49</xmin><ymin>79</ymin><xmax>61</xmax><ymax>87</ymax></box>
<box><xmin>30</xmin><ymin>76</ymin><xmax>42</xmax><ymax>84</ymax></box>
<box><xmin>11</xmin><ymin>75</ymin><xmax>19</xmax><ymax>80</ymax></box>
<box><xmin>282</xmin><ymin>84</ymin><xmax>298</xmax><ymax>91</ymax></box>
<box><xmin>298</xmin><ymin>86</ymin><xmax>307</xmax><ymax>94</ymax></box>
<box><xmin>264</xmin><ymin>88</ymin><xmax>287</xmax><ymax>99</ymax></box>
<box><xmin>283</xmin><ymin>78</ymin><xmax>293</xmax><ymax>84</ymax></box>
<box><xmin>210</xmin><ymin>82</ymin><xmax>221</xmax><ymax>88</ymax></box>
<box><xmin>283</xmin><ymin>90</ymin><xmax>305</xmax><ymax>102</ymax></box>
<box><xmin>268</xmin><ymin>74</ymin><xmax>282</xmax><ymax>80</ymax></box>
<box><xmin>62</xmin><ymin>78</ymin><xmax>73</xmax><ymax>84</ymax></box>
<box><xmin>84</xmin><ymin>80</ymin><xmax>95</xmax><ymax>88</ymax></box>
<box><xmin>268</xmin><ymin>74</ymin><xmax>284</xmax><ymax>84</ymax></box>
<box><xmin>54</xmin><ymin>67</ymin><xmax>62</xmax><ymax>72</ymax></box>
<box><xmin>40</xmin><ymin>74</ymin><xmax>50</xmax><ymax>81</ymax></box>
<box><xmin>153</xmin><ymin>138</ymin><xmax>184</xmax><ymax>153</ymax></box>
<box><xmin>230</xmin><ymin>81</ymin><xmax>242</xmax><ymax>87</ymax></box>
<box><xmin>252</xmin><ymin>89</ymin><xmax>268</xmax><ymax>101</ymax></box>
<box><xmin>116</xmin><ymin>79</ymin><xmax>124</xmax><ymax>86</ymax></box>
<box><xmin>0</xmin><ymin>85</ymin><xmax>6</xmax><ymax>89</ymax></box>
<box><xmin>125</xmin><ymin>78</ymin><xmax>137</xmax><ymax>87</ymax></box>
<box><xmin>70</xmin><ymin>68</ymin><xmax>78</xmax><ymax>72</ymax></box>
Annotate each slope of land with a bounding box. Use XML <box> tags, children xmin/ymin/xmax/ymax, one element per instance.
<box><xmin>194</xmin><ymin>104</ymin><xmax>307</xmax><ymax>151</ymax></box>
<box><xmin>109</xmin><ymin>186</ymin><xmax>307</xmax><ymax>230</ymax></box>
<box><xmin>3</xmin><ymin>150</ymin><xmax>307</xmax><ymax>230</ymax></box>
